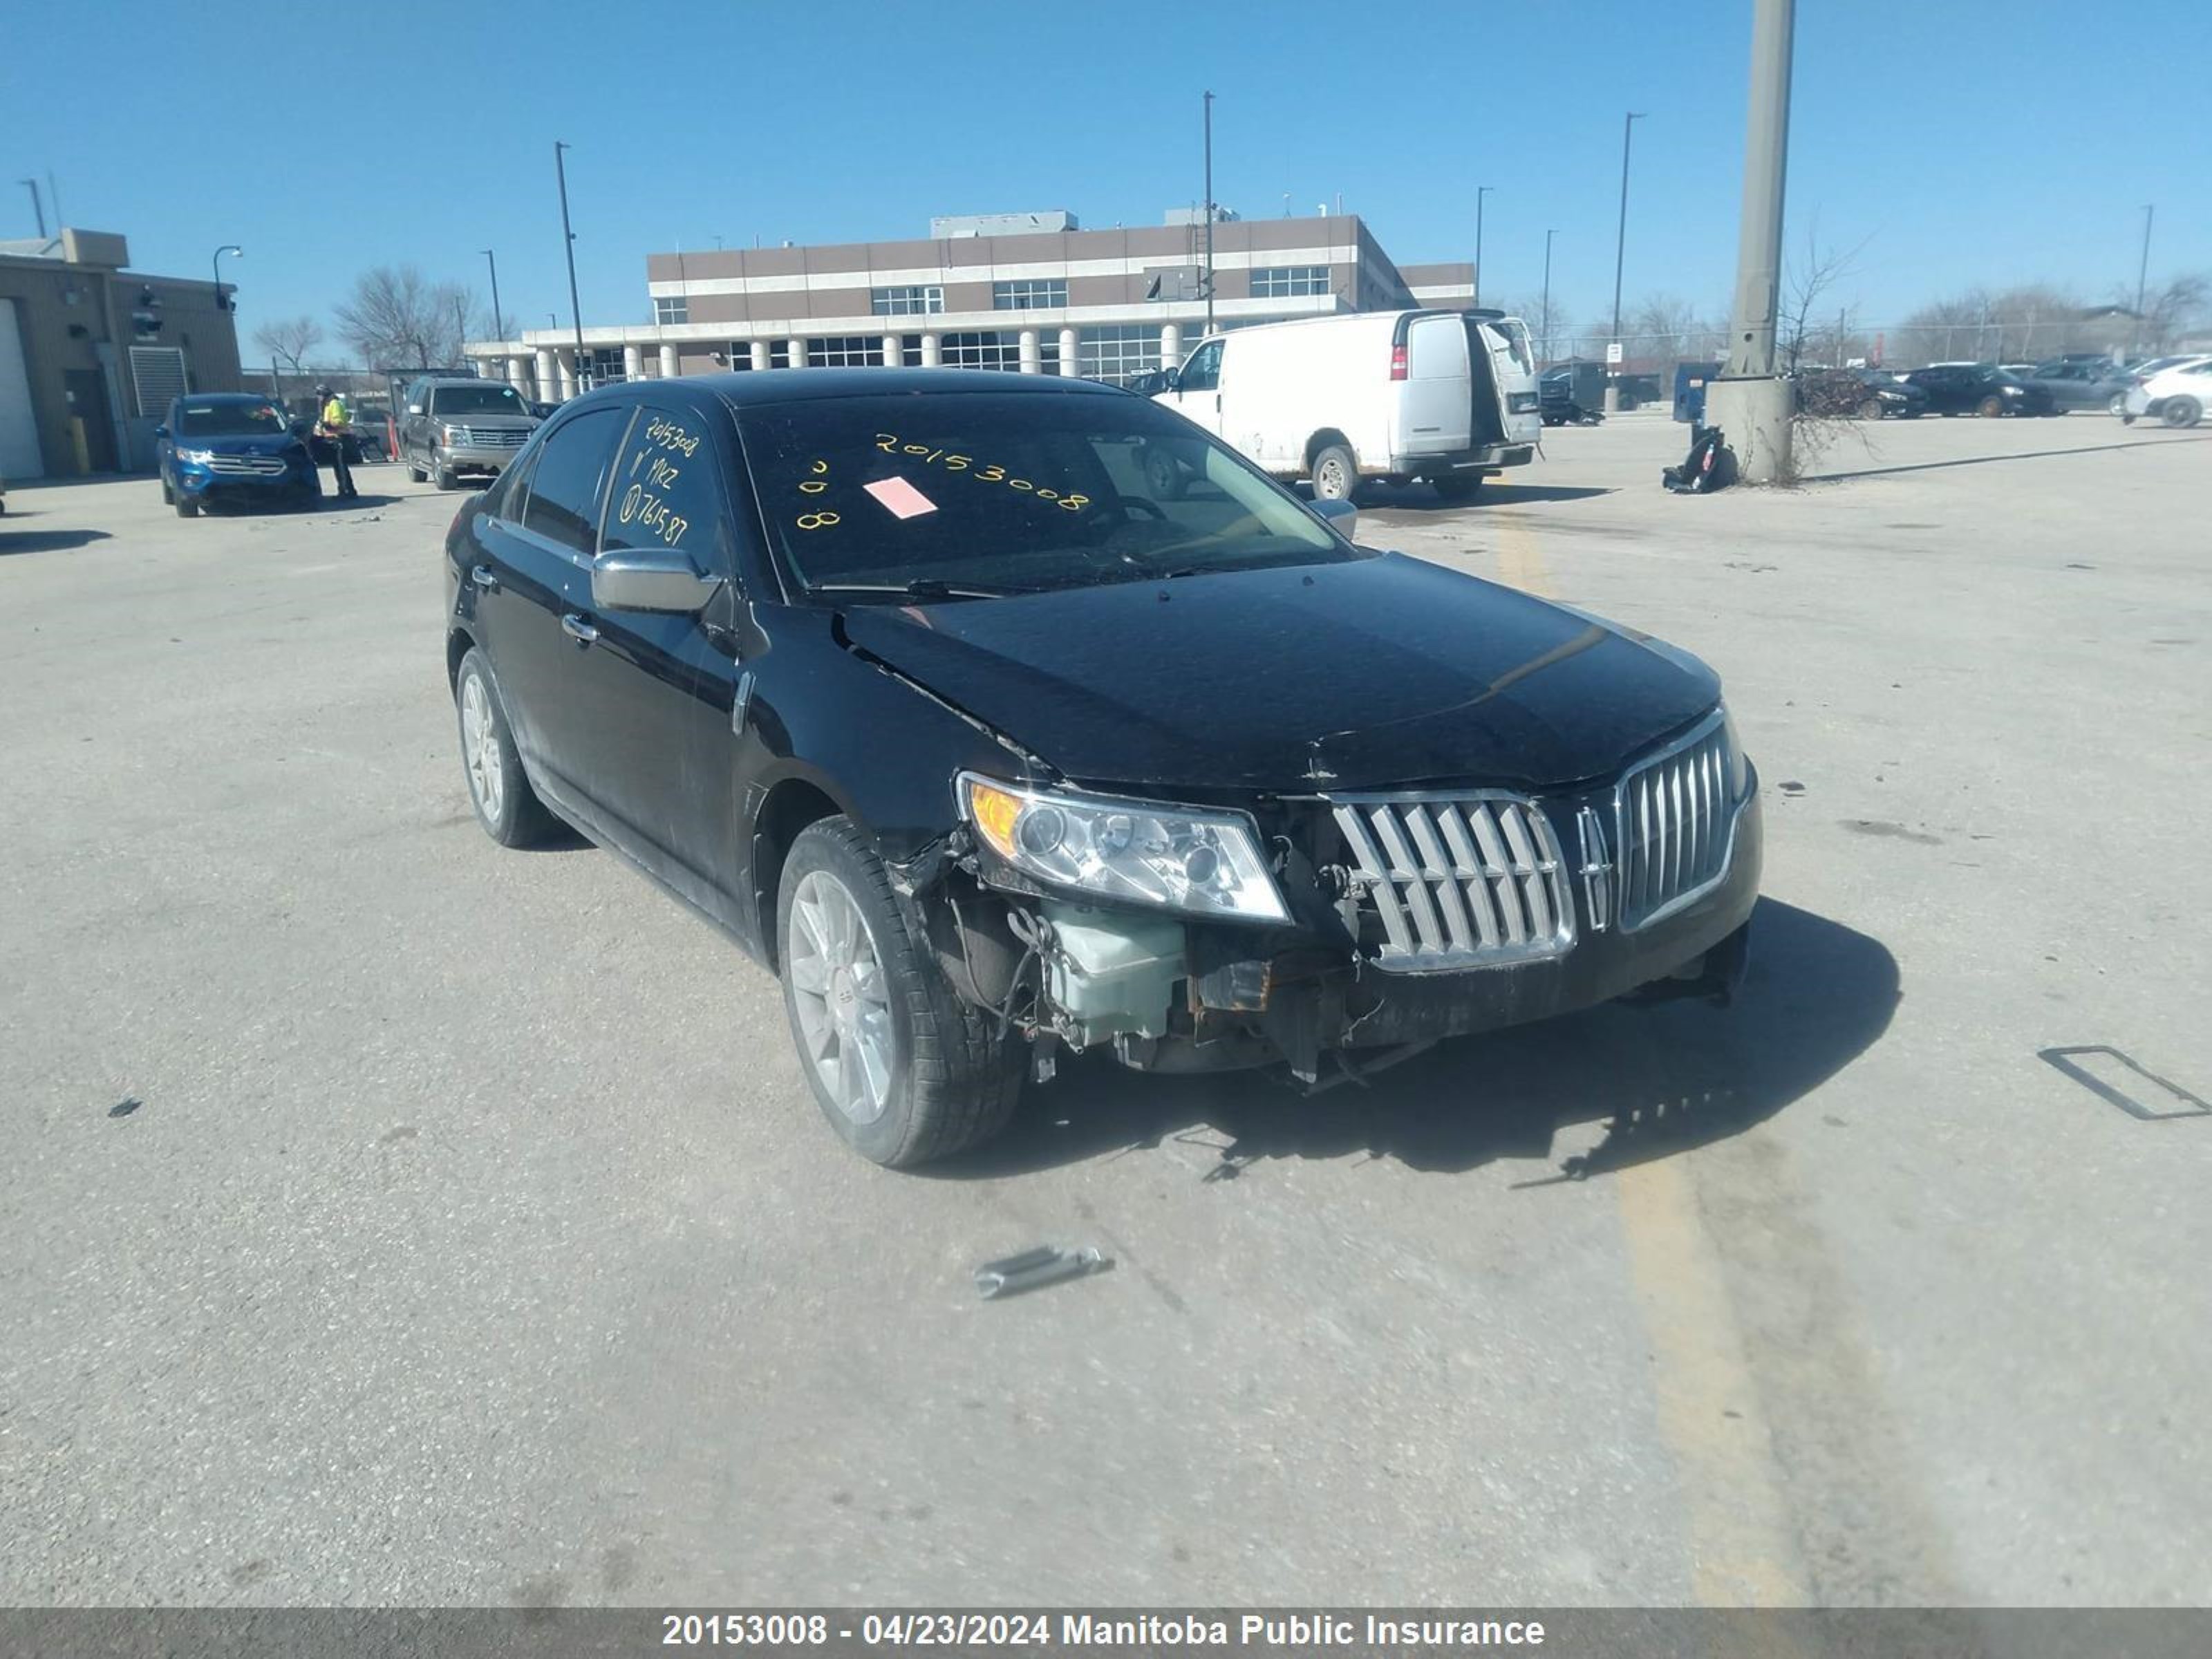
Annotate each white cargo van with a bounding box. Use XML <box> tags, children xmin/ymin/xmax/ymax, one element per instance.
<box><xmin>1147</xmin><ymin>309</ymin><xmax>1541</xmax><ymax>501</ymax></box>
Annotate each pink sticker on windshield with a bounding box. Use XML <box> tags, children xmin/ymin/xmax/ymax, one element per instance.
<box><xmin>863</xmin><ymin>476</ymin><xmax>938</xmax><ymax>520</ymax></box>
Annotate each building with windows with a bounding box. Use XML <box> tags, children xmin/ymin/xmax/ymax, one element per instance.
<box><xmin>0</xmin><ymin>229</ymin><xmax>243</xmax><ymax>478</ymax></box>
<box><xmin>463</xmin><ymin>209</ymin><xmax>1472</xmax><ymax>401</ymax></box>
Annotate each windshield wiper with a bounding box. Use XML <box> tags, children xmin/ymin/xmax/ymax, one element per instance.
<box><xmin>808</xmin><ymin>578</ymin><xmax>1042</xmax><ymax>603</ymax></box>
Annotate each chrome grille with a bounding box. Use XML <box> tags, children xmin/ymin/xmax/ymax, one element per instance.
<box><xmin>453</xmin><ymin>425</ymin><xmax>529</xmax><ymax>448</ymax></box>
<box><xmin>204</xmin><ymin>453</ymin><xmax>288</xmax><ymax>476</ymax></box>
<box><xmin>1614</xmin><ymin>709</ymin><xmax>1737</xmax><ymax>932</ymax></box>
<box><xmin>1331</xmin><ymin>794</ymin><xmax>1575</xmax><ymax>971</ymax></box>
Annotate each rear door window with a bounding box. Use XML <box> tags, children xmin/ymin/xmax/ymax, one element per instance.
<box><xmin>520</xmin><ymin>407</ymin><xmax>626</xmax><ymax>555</ymax></box>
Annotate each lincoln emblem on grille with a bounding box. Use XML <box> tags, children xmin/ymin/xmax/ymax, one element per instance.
<box><xmin>1576</xmin><ymin>805</ymin><xmax>1613</xmax><ymax>933</ymax></box>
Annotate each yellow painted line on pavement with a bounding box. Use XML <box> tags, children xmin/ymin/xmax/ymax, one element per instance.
<box><xmin>1483</xmin><ymin>511</ymin><xmax>1810</xmax><ymax>1609</ymax></box>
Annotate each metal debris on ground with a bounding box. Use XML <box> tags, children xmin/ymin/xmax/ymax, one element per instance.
<box><xmin>973</xmin><ymin>1245</ymin><xmax>1109</xmax><ymax>1300</ymax></box>
<box><xmin>2038</xmin><ymin>1047</ymin><xmax>2209</xmax><ymax>1122</ymax></box>
<box><xmin>107</xmin><ymin>1096</ymin><xmax>142</xmax><ymax>1118</ymax></box>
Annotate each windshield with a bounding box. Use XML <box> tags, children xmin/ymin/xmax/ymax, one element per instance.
<box><xmin>176</xmin><ymin>401</ymin><xmax>288</xmax><ymax>438</ymax></box>
<box><xmin>737</xmin><ymin>391</ymin><xmax>1352</xmax><ymax>601</ymax></box>
<box><xmin>431</xmin><ymin>383</ymin><xmax>529</xmax><ymax>415</ymax></box>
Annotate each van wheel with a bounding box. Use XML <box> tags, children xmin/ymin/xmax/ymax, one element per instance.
<box><xmin>1310</xmin><ymin>443</ymin><xmax>1359</xmax><ymax>500</ymax></box>
<box><xmin>1431</xmin><ymin>474</ymin><xmax>1482</xmax><ymax>502</ymax></box>
<box><xmin>778</xmin><ymin>817</ymin><xmax>1022</xmax><ymax>1168</ymax></box>
<box><xmin>2161</xmin><ymin>395</ymin><xmax>2201</xmax><ymax>429</ymax></box>
<box><xmin>455</xmin><ymin>648</ymin><xmax>556</xmax><ymax>848</ymax></box>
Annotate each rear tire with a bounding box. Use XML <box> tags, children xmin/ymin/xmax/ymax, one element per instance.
<box><xmin>2160</xmin><ymin>396</ymin><xmax>2201</xmax><ymax>429</ymax></box>
<box><xmin>777</xmin><ymin>817</ymin><xmax>1022</xmax><ymax>1168</ymax></box>
<box><xmin>454</xmin><ymin>648</ymin><xmax>557</xmax><ymax>848</ymax></box>
<box><xmin>1430</xmin><ymin>474</ymin><xmax>1482</xmax><ymax>503</ymax></box>
<box><xmin>1309</xmin><ymin>442</ymin><xmax>1359</xmax><ymax>500</ymax></box>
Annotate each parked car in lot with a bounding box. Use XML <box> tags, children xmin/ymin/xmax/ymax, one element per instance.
<box><xmin>1147</xmin><ymin>309</ymin><xmax>1542</xmax><ymax>501</ymax></box>
<box><xmin>2025</xmin><ymin>359</ymin><xmax>2134</xmax><ymax>414</ymax></box>
<box><xmin>1797</xmin><ymin>366</ymin><xmax>1929</xmax><ymax>420</ymax></box>
<box><xmin>156</xmin><ymin>393</ymin><xmax>321</xmax><ymax>516</ymax></box>
<box><xmin>1901</xmin><ymin>364</ymin><xmax>2056</xmax><ymax>417</ymax></box>
<box><xmin>444</xmin><ymin>369</ymin><xmax>1762</xmax><ymax>1167</ymax></box>
<box><xmin>400</xmin><ymin>376</ymin><xmax>541</xmax><ymax>488</ymax></box>
<box><xmin>2121</xmin><ymin>355</ymin><xmax>2212</xmax><ymax>427</ymax></box>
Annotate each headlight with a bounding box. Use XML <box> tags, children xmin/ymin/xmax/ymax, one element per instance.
<box><xmin>177</xmin><ymin>447</ymin><xmax>215</xmax><ymax>464</ymax></box>
<box><xmin>1721</xmin><ymin>706</ymin><xmax>1752</xmax><ymax>798</ymax></box>
<box><xmin>960</xmin><ymin>773</ymin><xmax>1288</xmax><ymax>924</ymax></box>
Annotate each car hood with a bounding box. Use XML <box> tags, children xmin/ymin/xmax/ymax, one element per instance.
<box><xmin>174</xmin><ymin>433</ymin><xmax>306</xmax><ymax>455</ymax></box>
<box><xmin>836</xmin><ymin>552</ymin><xmax>1721</xmax><ymax>793</ymax></box>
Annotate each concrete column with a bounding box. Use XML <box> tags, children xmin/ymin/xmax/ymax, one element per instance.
<box><xmin>507</xmin><ymin>356</ymin><xmax>530</xmax><ymax>394</ymax></box>
<box><xmin>622</xmin><ymin>344</ymin><xmax>644</xmax><ymax>382</ymax></box>
<box><xmin>1018</xmin><ymin>328</ymin><xmax>1041</xmax><ymax>375</ymax></box>
<box><xmin>787</xmin><ymin>337</ymin><xmax>808</xmax><ymax>369</ymax></box>
<box><xmin>535</xmin><ymin>348</ymin><xmax>558</xmax><ymax>401</ymax></box>
<box><xmin>749</xmin><ymin>339</ymin><xmax>771</xmax><ymax>373</ymax></box>
<box><xmin>1058</xmin><ymin>326</ymin><xmax>1080</xmax><ymax>376</ymax></box>
<box><xmin>1160</xmin><ymin>323</ymin><xmax>1182</xmax><ymax>371</ymax></box>
<box><xmin>659</xmin><ymin>343</ymin><xmax>679</xmax><ymax>379</ymax></box>
<box><xmin>881</xmin><ymin>332</ymin><xmax>901</xmax><ymax>368</ymax></box>
<box><xmin>557</xmin><ymin>355</ymin><xmax>577</xmax><ymax>401</ymax></box>
<box><xmin>919</xmin><ymin>332</ymin><xmax>941</xmax><ymax>368</ymax></box>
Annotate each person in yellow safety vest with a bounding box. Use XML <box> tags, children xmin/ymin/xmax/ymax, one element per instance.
<box><xmin>315</xmin><ymin>382</ymin><xmax>359</xmax><ymax>500</ymax></box>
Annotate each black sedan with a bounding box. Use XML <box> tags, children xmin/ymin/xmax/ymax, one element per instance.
<box><xmin>443</xmin><ymin>371</ymin><xmax>1761</xmax><ymax>1166</ymax></box>
<box><xmin>1901</xmin><ymin>364</ymin><xmax>2056</xmax><ymax>417</ymax></box>
<box><xmin>1797</xmin><ymin>367</ymin><xmax>1928</xmax><ymax>420</ymax></box>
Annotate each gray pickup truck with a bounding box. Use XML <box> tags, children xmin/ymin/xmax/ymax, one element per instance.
<box><xmin>399</xmin><ymin>377</ymin><xmax>541</xmax><ymax>489</ymax></box>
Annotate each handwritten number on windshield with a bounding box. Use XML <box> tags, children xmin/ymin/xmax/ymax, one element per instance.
<box><xmin>869</xmin><ymin>433</ymin><xmax>1087</xmax><ymax>512</ymax></box>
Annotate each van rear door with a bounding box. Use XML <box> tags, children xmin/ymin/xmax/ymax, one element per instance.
<box><xmin>1401</xmin><ymin>315</ymin><xmax>1472</xmax><ymax>454</ymax></box>
<box><xmin>1472</xmin><ymin>317</ymin><xmax>1541</xmax><ymax>445</ymax></box>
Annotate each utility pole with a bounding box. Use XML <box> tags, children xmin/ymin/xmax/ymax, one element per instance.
<box><xmin>1202</xmin><ymin>91</ymin><xmax>1216</xmax><ymax>337</ymax></box>
<box><xmin>1706</xmin><ymin>0</ymin><xmax>1797</xmax><ymax>482</ymax></box>
<box><xmin>1605</xmin><ymin>112</ymin><xmax>1645</xmax><ymax>412</ymax></box>
<box><xmin>19</xmin><ymin>179</ymin><xmax>44</xmax><ymax>237</ymax></box>
<box><xmin>480</xmin><ymin>249</ymin><xmax>505</xmax><ymax>341</ymax></box>
<box><xmin>1474</xmin><ymin>185</ymin><xmax>1493</xmax><ymax>309</ymax></box>
<box><xmin>1541</xmin><ymin>229</ymin><xmax>1558</xmax><ymax>367</ymax></box>
<box><xmin>555</xmin><ymin>141</ymin><xmax>586</xmax><ymax>391</ymax></box>
<box><xmin>212</xmin><ymin>244</ymin><xmax>243</xmax><ymax>312</ymax></box>
<box><xmin>2130</xmin><ymin>204</ymin><xmax>2154</xmax><ymax>353</ymax></box>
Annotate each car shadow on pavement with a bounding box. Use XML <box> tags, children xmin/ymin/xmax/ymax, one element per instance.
<box><xmin>0</xmin><ymin>527</ymin><xmax>114</xmax><ymax>555</ymax></box>
<box><xmin>939</xmin><ymin>897</ymin><xmax>1897</xmax><ymax>1183</ymax></box>
<box><xmin>1365</xmin><ymin>482</ymin><xmax>1616</xmax><ymax>513</ymax></box>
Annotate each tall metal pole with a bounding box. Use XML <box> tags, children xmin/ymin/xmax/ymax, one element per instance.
<box><xmin>1202</xmin><ymin>91</ymin><xmax>1216</xmax><ymax>336</ymax></box>
<box><xmin>1541</xmin><ymin>229</ymin><xmax>1557</xmax><ymax>366</ymax></box>
<box><xmin>19</xmin><ymin>179</ymin><xmax>44</xmax><ymax>238</ymax></box>
<box><xmin>1606</xmin><ymin>112</ymin><xmax>1645</xmax><ymax>411</ymax></box>
<box><xmin>480</xmin><ymin>248</ymin><xmax>505</xmax><ymax>341</ymax></box>
<box><xmin>555</xmin><ymin>141</ymin><xmax>585</xmax><ymax>388</ymax></box>
<box><xmin>212</xmin><ymin>244</ymin><xmax>242</xmax><ymax>312</ymax></box>
<box><xmin>46</xmin><ymin>171</ymin><xmax>63</xmax><ymax>229</ymax></box>
<box><xmin>1709</xmin><ymin>0</ymin><xmax>1797</xmax><ymax>480</ymax></box>
<box><xmin>1474</xmin><ymin>186</ymin><xmax>1493</xmax><ymax>308</ymax></box>
<box><xmin>2130</xmin><ymin>204</ymin><xmax>2154</xmax><ymax>353</ymax></box>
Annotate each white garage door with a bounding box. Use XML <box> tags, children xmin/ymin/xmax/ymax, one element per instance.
<box><xmin>0</xmin><ymin>300</ymin><xmax>44</xmax><ymax>480</ymax></box>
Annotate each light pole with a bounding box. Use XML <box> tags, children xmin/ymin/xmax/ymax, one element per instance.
<box><xmin>480</xmin><ymin>248</ymin><xmax>505</xmax><ymax>341</ymax></box>
<box><xmin>2130</xmin><ymin>204</ymin><xmax>2154</xmax><ymax>354</ymax></box>
<box><xmin>1541</xmin><ymin>228</ymin><xmax>1558</xmax><ymax>366</ymax></box>
<box><xmin>1707</xmin><ymin>0</ymin><xmax>1797</xmax><ymax>481</ymax></box>
<box><xmin>1201</xmin><ymin>91</ymin><xmax>1216</xmax><ymax>337</ymax></box>
<box><xmin>1606</xmin><ymin>112</ymin><xmax>1646</xmax><ymax>411</ymax></box>
<box><xmin>212</xmin><ymin>244</ymin><xmax>243</xmax><ymax>312</ymax></box>
<box><xmin>554</xmin><ymin>141</ymin><xmax>585</xmax><ymax>390</ymax></box>
<box><xmin>1474</xmin><ymin>185</ymin><xmax>1493</xmax><ymax>308</ymax></box>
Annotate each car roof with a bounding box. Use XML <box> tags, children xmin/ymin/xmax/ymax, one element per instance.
<box><xmin>547</xmin><ymin>367</ymin><xmax>1134</xmax><ymax>415</ymax></box>
<box><xmin>176</xmin><ymin>391</ymin><xmax>279</xmax><ymax>404</ymax></box>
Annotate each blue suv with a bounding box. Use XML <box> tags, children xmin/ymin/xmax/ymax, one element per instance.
<box><xmin>156</xmin><ymin>393</ymin><xmax>322</xmax><ymax>516</ymax></box>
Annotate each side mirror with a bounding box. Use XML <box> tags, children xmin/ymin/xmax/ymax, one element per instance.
<box><xmin>407</xmin><ymin>403</ymin><xmax>424</xmax><ymax>415</ymax></box>
<box><xmin>1310</xmin><ymin>497</ymin><xmax>1358</xmax><ymax>539</ymax></box>
<box><xmin>592</xmin><ymin>550</ymin><xmax>723</xmax><ymax>615</ymax></box>
<box><xmin>153</xmin><ymin>424</ymin><xmax>169</xmax><ymax>440</ymax></box>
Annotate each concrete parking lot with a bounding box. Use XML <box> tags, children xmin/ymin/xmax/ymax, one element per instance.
<box><xmin>3</xmin><ymin>411</ymin><xmax>2208</xmax><ymax>1609</ymax></box>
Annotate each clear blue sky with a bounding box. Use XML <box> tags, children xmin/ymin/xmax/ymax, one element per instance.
<box><xmin>6</xmin><ymin>0</ymin><xmax>2206</xmax><ymax>354</ymax></box>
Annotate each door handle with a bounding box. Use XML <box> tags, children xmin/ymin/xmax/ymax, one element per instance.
<box><xmin>470</xmin><ymin>564</ymin><xmax>499</xmax><ymax>592</ymax></box>
<box><xmin>561</xmin><ymin>613</ymin><xmax>599</xmax><ymax>646</ymax></box>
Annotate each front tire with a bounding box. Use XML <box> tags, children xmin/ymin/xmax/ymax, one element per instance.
<box><xmin>1309</xmin><ymin>442</ymin><xmax>1359</xmax><ymax>500</ymax></box>
<box><xmin>777</xmin><ymin>818</ymin><xmax>1021</xmax><ymax>1168</ymax></box>
<box><xmin>174</xmin><ymin>496</ymin><xmax>198</xmax><ymax>518</ymax></box>
<box><xmin>433</xmin><ymin>463</ymin><xmax>457</xmax><ymax>490</ymax></box>
<box><xmin>2108</xmin><ymin>393</ymin><xmax>2128</xmax><ymax>418</ymax></box>
<box><xmin>1857</xmin><ymin>397</ymin><xmax>1886</xmax><ymax>420</ymax></box>
<box><xmin>1978</xmin><ymin>395</ymin><xmax>2007</xmax><ymax>418</ymax></box>
<box><xmin>454</xmin><ymin>648</ymin><xmax>556</xmax><ymax>847</ymax></box>
<box><xmin>2160</xmin><ymin>396</ymin><xmax>2201</xmax><ymax>429</ymax></box>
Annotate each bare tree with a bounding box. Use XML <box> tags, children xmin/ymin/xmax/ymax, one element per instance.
<box><xmin>1624</xmin><ymin>294</ymin><xmax>1716</xmax><ymax>364</ymax></box>
<box><xmin>2139</xmin><ymin>272</ymin><xmax>2210</xmax><ymax>350</ymax></box>
<box><xmin>1501</xmin><ymin>292</ymin><xmax>1571</xmax><ymax>364</ymax></box>
<box><xmin>252</xmin><ymin>315</ymin><xmax>324</xmax><ymax>382</ymax></box>
<box><xmin>333</xmin><ymin>265</ymin><xmax>482</xmax><ymax>369</ymax></box>
<box><xmin>1781</xmin><ymin>227</ymin><xmax>1872</xmax><ymax>370</ymax></box>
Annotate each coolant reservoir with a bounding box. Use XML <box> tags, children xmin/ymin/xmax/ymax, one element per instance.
<box><xmin>1040</xmin><ymin>900</ymin><xmax>1185</xmax><ymax>1043</ymax></box>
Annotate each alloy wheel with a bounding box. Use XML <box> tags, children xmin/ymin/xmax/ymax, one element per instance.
<box><xmin>460</xmin><ymin>671</ymin><xmax>505</xmax><ymax>821</ymax></box>
<box><xmin>787</xmin><ymin>870</ymin><xmax>894</xmax><ymax>1125</ymax></box>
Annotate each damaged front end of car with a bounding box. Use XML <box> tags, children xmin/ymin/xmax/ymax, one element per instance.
<box><xmin>888</xmin><ymin>708</ymin><xmax>1765</xmax><ymax>1089</ymax></box>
